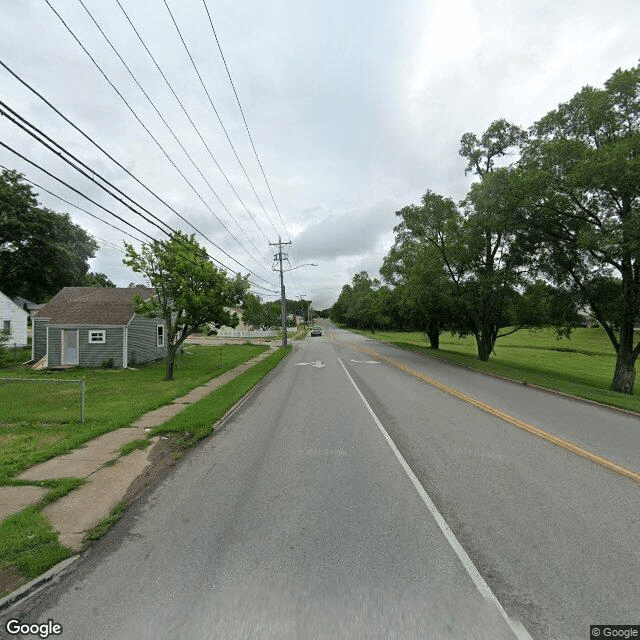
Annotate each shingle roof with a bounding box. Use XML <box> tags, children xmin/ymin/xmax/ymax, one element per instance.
<box><xmin>34</xmin><ymin>287</ymin><xmax>155</xmax><ymax>325</ymax></box>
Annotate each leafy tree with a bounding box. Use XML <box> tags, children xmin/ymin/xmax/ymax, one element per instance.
<box><xmin>123</xmin><ymin>231</ymin><xmax>249</xmax><ymax>380</ymax></box>
<box><xmin>381</xmin><ymin>217</ymin><xmax>457</xmax><ymax>348</ymax></box>
<box><xmin>401</xmin><ymin>166</ymin><xmax>540</xmax><ymax>361</ymax></box>
<box><xmin>241</xmin><ymin>293</ymin><xmax>264</xmax><ymax>328</ymax></box>
<box><xmin>0</xmin><ymin>169</ymin><xmax>98</xmax><ymax>302</ymax></box>
<box><xmin>520</xmin><ymin>63</ymin><xmax>640</xmax><ymax>393</ymax></box>
<box><xmin>84</xmin><ymin>272</ymin><xmax>116</xmax><ymax>287</ymax></box>
<box><xmin>331</xmin><ymin>272</ymin><xmax>392</xmax><ymax>333</ymax></box>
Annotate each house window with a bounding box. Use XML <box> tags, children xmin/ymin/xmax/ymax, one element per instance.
<box><xmin>156</xmin><ymin>324</ymin><xmax>165</xmax><ymax>348</ymax></box>
<box><xmin>3</xmin><ymin>320</ymin><xmax>10</xmax><ymax>331</ymax></box>
<box><xmin>88</xmin><ymin>330</ymin><xmax>106</xmax><ymax>344</ymax></box>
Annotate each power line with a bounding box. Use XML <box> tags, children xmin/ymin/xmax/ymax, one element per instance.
<box><xmin>201</xmin><ymin>0</ymin><xmax>289</xmax><ymax>238</ymax></box>
<box><xmin>114</xmin><ymin>0</ymin><xmax>273</xmax><ymax>247</ymax></box>
<box><xmin>0</xmin><ymin>141</ymin><xmax>278</xmax><ymax>294</ymax></box>
<box><xmin>201</xmin><ymin>0</ymin><xmax>307</xmax><ymax>300</ymax></box>
<box><xmin>0</xmin><ymin>163</ymin><xmax>147</xmax><ymax>245</ymax></box>
<box><xmin>43</xmin><ymin>1</ymin><xmax>276</xmax><ymax>285</ymax></box>
<box><xmin>0</xmin><ymin>60</ymin><xmax>276</xmax><ymax>291</ymax></box>
<box><xmin>0</xmin><ymin>142</ymin><xmax>158</xmax><ymax>244</ymax></box>
<box><xmin>75</xmin><ymin>0</ymin><xmax>271</xmax><ymax>276</ymax></box>
<box><xmin>163</xmin><ymin>0</ymin><xmax>280</xmax><ymax>238</ymax></box>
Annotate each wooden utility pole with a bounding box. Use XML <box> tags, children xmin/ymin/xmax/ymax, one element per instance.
<box><xmin>270</xmin><ymin>237</ymin><xmax>291</xmax><ymax>348</ymax></box>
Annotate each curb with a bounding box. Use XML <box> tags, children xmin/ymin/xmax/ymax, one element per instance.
<box><xmin>210</xmin><ymin>344</ymin><xmax>294</xmax><ymax>435</ymax></box>
<box><xmin>0</xmin><ymin>556</ymin><xmax>79</xmax><ymax>613</ymax></box>
<box><xmin>0</xmin><ymin>346</ymin><xmax>293</xmax><ymax>614</ymax></box>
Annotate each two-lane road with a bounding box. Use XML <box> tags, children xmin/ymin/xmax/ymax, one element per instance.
<box><xmin>7</xmin><ymin>326</ymin><xmax>639</xmax><ymax>639</ymax></box>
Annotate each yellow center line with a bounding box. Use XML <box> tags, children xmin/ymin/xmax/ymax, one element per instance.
<box><xmin>335</xmin><ymin>336</ymin><xmax>640</xmax><ymax>484</ymax></box>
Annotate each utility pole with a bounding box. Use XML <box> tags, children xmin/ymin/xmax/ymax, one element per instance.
<box><xmin>270</xmin><ymin>236</ymin><xmax>291</xmax><ymax>348</ymax></box>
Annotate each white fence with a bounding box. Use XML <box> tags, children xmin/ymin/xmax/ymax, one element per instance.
<box><xmin>215</xmin><ymin>329</ymin><xmax>278</xmax><ymax>338</ymax></box>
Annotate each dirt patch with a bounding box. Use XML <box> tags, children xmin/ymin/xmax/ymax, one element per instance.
<box><xmin>120</xmin><ymin>437</ymin><xmax>181</xmax><ymax>506</ymax></box>
<box><xmin>0</xmin><ymin>564</ymin><xmax>25</xmax><ymax>599</ymax></box>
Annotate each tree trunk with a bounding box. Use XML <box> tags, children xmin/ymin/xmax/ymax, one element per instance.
<box><xmin>475</xmin><ymin>332</ymin><xmax>494</xmax><ymax>362</ymax></box>
<box><xmin>164</xmin><ymin>346</ymin><xmax>176</xmax><ymax>381</ymax></box>
<box><xmin>611</xmin><ymin>329</ymin><xmax>637</xmax><ymax>394</ymax></box>
<box><xmin>426</xmin><ymin>327</ymin><xmax>440</xmax><ymax>350</ymax></box>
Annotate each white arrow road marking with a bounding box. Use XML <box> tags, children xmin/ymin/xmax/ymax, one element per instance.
<box><xmin>350</xmin><ymin>359</ymin><xmax>380</xmax><ymax>364</ymax></box>
<box><xmin>297</xmin><ymin>360</ymin><xmax>325</xmax><ymax>368</ymax></box>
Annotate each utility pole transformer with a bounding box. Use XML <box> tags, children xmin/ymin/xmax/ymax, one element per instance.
<box><xmin>270</xmin><ymin>236</ymin><xmax>292</xmax><ymax>348</ymax></box>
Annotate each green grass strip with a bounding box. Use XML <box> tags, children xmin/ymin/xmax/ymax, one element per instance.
<box><xmin>83</xmin><ymin>501</ymin><xmax>128</xmax><ymax>543</ymax></box>
<box><xmin>149</xmin><ymin>347</ymin><xmax>292</xmax><ymax>447</ymax></box>
<box><xmin>345</xmin><ymin>328</ymin><xmax>640</xmax><ymax>413</ymax></box>
<box><xmin>0</xmin><ymin>507</ymin><xmax>72</xmax><ymax>588</ymax></box>
<box><xmin>0</xmin><ymin>345</ymin><xmax>268</xmax><ymax>481</ymax></box>
<box><xmin>119</xmin><ymin>439</ymin><xmax>151</xmax><ymax>457</ymax></box>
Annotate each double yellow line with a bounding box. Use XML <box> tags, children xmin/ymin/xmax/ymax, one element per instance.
<box><xmin>338</xmin><ymin>337</ymin><xmax>640</xmax><ymax>484</ymax></box>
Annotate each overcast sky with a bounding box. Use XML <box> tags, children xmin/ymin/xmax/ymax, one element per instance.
<box><xmin>1</xmin><ymin>1</ymin><xmax>639</xmax><ymax>309</ymax></box>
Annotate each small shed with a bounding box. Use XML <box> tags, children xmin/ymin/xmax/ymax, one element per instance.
<box><xmin>32</xmin><ymin>287</ymin><xmax>166</xmax><ymax>368</ymax></box>
<box><xmin>0</xmin><ymin>291</ymin><xmax>29</xmax><ymax>347</ymax></box>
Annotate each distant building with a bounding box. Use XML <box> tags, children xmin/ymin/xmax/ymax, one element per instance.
<box><xmin>0</xmin><ymin>291</ymin><xmax>29</xmax><ymax>347</ymax></box>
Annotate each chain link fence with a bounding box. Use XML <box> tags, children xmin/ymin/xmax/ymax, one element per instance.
<box><xmin>0</xmin><ymin>377</ymin><xmax>86</xmax><ymax>424</ymax></box>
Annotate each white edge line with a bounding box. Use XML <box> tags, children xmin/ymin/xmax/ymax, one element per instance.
<box><xmin>337</xmin><ymin>356</ymin><xmax>533</xmax><ymax>640</ymax></box>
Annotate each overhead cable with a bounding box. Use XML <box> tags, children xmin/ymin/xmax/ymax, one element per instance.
<box><xmin>114</xmin><ymin>0</ymin><xmax>273</xmax><ymax>246</ymax></box>
<box><xmin>163</xmin><ymin>0</ymin><xmax>280</xmax><ymax>237</ymax></box>
<box><xmin>43</xmin><ymin>1</ymin><xmax>276</xmax><ymax>285</ymax></box>
<box><xmin>76</xmin><ymin>0</ymin><xmax>271</xmax><ymax>275</ymax></box>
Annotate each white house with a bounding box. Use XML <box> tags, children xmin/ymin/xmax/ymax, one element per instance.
<box><xmin>0</xmin><ymin>291</ymin><xmax>29</xmax><ymax>347</ymax></box>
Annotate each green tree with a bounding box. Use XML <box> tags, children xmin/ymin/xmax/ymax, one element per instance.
<box><xmin>402</xmin><ymin>171</ymin><xmax>538</xmax><ymax>361</ymax></box>
<box><xmin>123</xmin><ymin>231</ymin><xmax>249</xmax><ymax>380</ymax></box>
<box><xmin>520</xmin><ymin>63</ymin><xmax>640</xmax><ymax>393</ymax></box>
<box><xmin>241</xmin><ymin>293</ymin><xmax>264</xmax><ymax>328</ymax></box>
<box><xmin>381</xmin><ymin>217</ymin><xmax>456</xmax><ymax>348</ymax></box>
<box><xmin>83</xmin><ymin>272</ymin><xmax>116</xmax><ymax>287</ymax></box>
<box><xmin>0</xmin><ymin>169</ymin><xmax>98</xmax><ymax>302</ymax></box>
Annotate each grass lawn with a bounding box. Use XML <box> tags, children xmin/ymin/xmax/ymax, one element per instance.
<box><xmin>149</xmin><ymin>346</ymin><xmax>292</xmax><ymax>446</ymax></box>
<box><xmin>0</xmin><ymin>344</ymin><xmax>288</xmax><ymax>599</ymax></box>
<box><xmin>0</xmin><ymin>344</ymin><xmax>267</xmax><ymax>481</ymax></box>
<box><xmin>344</xmin><ymin>326</ymin><xmax>640</xmax><ymax>413</ymax></box>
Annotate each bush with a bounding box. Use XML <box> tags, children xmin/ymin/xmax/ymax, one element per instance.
<box><xmin>101</xmin><ymin>358</ymin><xmax>114</xmax><ymax>369</ymax></box>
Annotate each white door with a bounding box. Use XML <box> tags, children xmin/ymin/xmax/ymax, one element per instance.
<box><xmin>62</xmin><ymin>330</ymin><xmax>79</xmax><ymax>365</ymax></box>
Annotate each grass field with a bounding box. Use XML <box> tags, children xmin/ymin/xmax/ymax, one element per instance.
<box><xmin>344</xmin><ymin>326</ymin><xmax>640</xmax><ymax>413</ymax></box>
<box><xmin>0</xmin><ymin>344</ymin><xmax>290</xmax><ymax>598</ymax></box>
<box><xmin>0</xmin><ymin>344</ymin><xmax>267</xmax><ymax>480</ymax></box>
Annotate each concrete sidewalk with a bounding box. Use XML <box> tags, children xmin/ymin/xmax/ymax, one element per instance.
<box><xmin>0</xmin><ymin>345</ymin><xmax>278</xmax><ymax>551</ymax></box>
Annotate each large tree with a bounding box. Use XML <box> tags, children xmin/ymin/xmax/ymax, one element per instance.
<box><xmin>0</xmin><ymin>169</ymin><xmax>97</xmax><ymax>302</ymax></box>
<box><xmin>381</xmin><ymin>218</ymin><xmax>456</xmax><ymax>348</ymax></box>
<box><xmin>400</xmin><ymin>176</ymin><xmax>538</xmax><ymax>361</ymax></box>
<box><xmin>520</xmin><ymin>63</ymin><xmax>640</xmax><ymax>393</ymax></box>
<box><xmin>124</xmin><ymin>231</ymin><xmax>249</xmax><ymax>380</ymax></box>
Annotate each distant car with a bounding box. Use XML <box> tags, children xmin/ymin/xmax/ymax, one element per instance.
<box><xmin>310</xmin><ymin>325</ymin><xmax>323</xmax><ymax>336</ymax></box>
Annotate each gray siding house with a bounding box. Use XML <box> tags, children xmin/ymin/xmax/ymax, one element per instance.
<box><xmin>32</xmin><ymin>288</ymin><xmax>166</xmax><ymax>368</ymax></box>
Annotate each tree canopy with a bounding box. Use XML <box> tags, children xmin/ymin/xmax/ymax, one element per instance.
<box><xmin>519</xmin><ymin>63</ymin><xmax>640</xmax><ymax>392</ymax></box>
<box><xmin>332</xmin><ymin>63</ymin><xmax>640</xmax><ymax>392</ymax></box>
<box><xmin>0</xmin><ymin>169</ymin><xmax>98</xmax><ymax>302</ymax></box>
<box><xmin>124</xmin><ymin>231</ymin><xmax>249</xmax><ymax>380</ymax></box>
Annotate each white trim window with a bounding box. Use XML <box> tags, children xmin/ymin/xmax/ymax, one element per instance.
<box><xmin>88</xmin><ymin>330</ymin><xmax>106</xmax><ymax>344</ymax></box>
<box><xmin>156</xmin><ymin>324</ymin><xmax>165</xmax><ymax>348</ymax></box>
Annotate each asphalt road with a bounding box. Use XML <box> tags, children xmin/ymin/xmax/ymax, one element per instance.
<box><xmin>5</xmin><ymin>326</ymin><xmax>639</xmax><ymax>639</ymax></box>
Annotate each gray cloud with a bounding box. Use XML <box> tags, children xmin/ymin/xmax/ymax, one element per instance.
<box><xmin>2</xmin><ymin>0</ymin><xmax>639</xmax><ymax>309</ymax></box>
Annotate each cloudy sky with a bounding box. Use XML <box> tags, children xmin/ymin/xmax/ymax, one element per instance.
<box><xmin>1</xmin><ymin>1</ymin><xmax>639</xmax><ymax>309</ymax></box>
